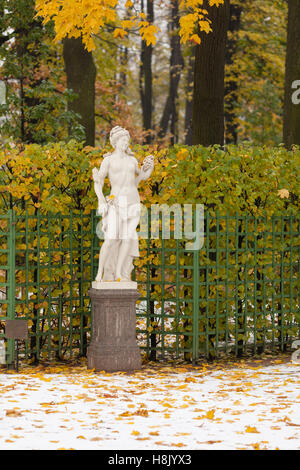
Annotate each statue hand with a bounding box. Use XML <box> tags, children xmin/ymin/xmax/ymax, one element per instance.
<box><xmin>142</xmin><ymin>155</ymin><xmax>154</xmax><ymax>172</ymax></box>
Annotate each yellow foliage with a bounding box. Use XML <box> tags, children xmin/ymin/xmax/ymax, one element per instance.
<box><xmin>113</xmin><ymin>28</ymin><xmax>128</xmax><ymax>39</ymax></box>
<box><xmin>35</xmin><ymin>0</ymin><xmax>224</xmax><ymax>50</ymax></box>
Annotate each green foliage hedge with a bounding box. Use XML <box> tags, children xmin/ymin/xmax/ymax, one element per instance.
<box><xmin>0</xmin><ymin>141</ymin><xmax>299</xmax><ymax>215</ymax></box>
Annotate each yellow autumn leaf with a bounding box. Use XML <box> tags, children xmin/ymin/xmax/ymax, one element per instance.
<box><xmin>251</xmin><ymin>443</ymin><xmax>260</xmax><ymax>450</ymax></box>
<box><xmin>245</xmin><ymin>426</ymin><xmax>259</xmax><ymax>433</ymax></box>
<box><xmin>277</xmin><ymin>189</ymin><xmax>289</xmax><ymax>199</ymax></box>
<box><xmin>205</xmin><ymin>409</ymin><xmax>216</xmax><ymax>420</ymax></box>
<box><xmin>185</xmin><ymin>377</ymin><xmax>196</xmax><ymax>383</ymax></box>
<box><xmin>199</xmin><ymin>20</ymin><xmax>212</xmax><ymax>34</ymax></box>
<box><xmin>119</xmin><ymin>411</ymin><xmax>132</xmax><ymax>417</ymax></box>
<box><xmin>113</xmin><ymin>28</ymin><xmax>127</xmax><ymax>39</ymax></box>
<box><xmin>209</xmin><ymin>0</ymin><xmax>224</xmax><ymax>6</ymax></box>
<box><xmin>6</xmin><ymin>409</ymin><xmax>23</xmax><ymax>417</ymax></box>
<box><xmin>190</xmin><ymin>34</ymin><xmax>201</xmax><ymax>44</ymax></box>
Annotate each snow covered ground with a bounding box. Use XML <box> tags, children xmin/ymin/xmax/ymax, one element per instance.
<box><xmin>0</xmin><ymin>357</ymin><xmax>299</xmax><ymax>450</ymax></box>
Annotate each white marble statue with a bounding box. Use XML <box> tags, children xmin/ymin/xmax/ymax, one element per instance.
<box><xmin>92</xmin><ymin>126</ymin><xmax>154</xmax><ymax>284</ymax></box>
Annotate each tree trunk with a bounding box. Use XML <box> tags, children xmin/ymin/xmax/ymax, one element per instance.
<box><xmin>192</xmin><ymin>0</ymin><xmax>230</xmax><ymax>146</ymax></box>
<box><xmin>120</xmin><ymin>46</ymin><xmax>128</xmax><ymax>90</ymax></box>
<box><xmin>159</xmin><ymin>0</ymin><xmax>184</xmax><ymax>144</ymax></box>
<box><xmin>0</xmin><ymin>3</ymin><xmax>7</xmax><ymax>46</ymax></box>
<box><xmin>184</xmin><ymin>47</ymin><xmax>195</xmax><ymax>145</ymax></box>
<box><xmin>283</xmin><ymin>0</ymin><xmax>300</xmax><ymax>148</ymax></box>
<box><xmin>139</xmin><ymin>0</ymin><xmax>154</xmax><ymax>143</ymax></box>
<box><xmin>225</xmin><ymin>2</ymin><xmax>242</xmax><ymax>145</ymax></box>
<box><xmin>63</xmin><ymin>37</ymin><xmax>96</xmax><ymax>146</ymax></box>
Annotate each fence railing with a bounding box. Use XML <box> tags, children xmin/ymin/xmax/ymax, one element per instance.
<box><xmin>0</xmin><ymin>209</ymin><xmax>299</xmax><ymax>366</ymax></box>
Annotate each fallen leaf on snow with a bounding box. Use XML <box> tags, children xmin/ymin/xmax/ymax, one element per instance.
<box><xmin>5</xmin><ymin>409</ymin><xmax>22</xmax><ymax>417</ymax></box>
<box><xmin>245</xmin><ymin>426</ymin><xmax>259</xmax><ymax>433</ymax></box>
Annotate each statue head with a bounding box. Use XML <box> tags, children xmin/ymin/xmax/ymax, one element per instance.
<box><xmin>110</xmin><ymin>126</ymin><xmax>130</xmax><ymax>151</ymax></box>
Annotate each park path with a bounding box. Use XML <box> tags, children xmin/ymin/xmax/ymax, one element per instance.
<box><xmin>0</xmin><ymin>356</ymin><xmax>299</xmax><ymax>450</ymax></box>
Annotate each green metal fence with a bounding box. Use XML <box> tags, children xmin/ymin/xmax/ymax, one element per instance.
<box><xmin>1</xmin><ymin>210</ymin><xmax>92</xmax><ymax>365</ymax></box>
<box><xmin>0</xmin><ymin>210</ymin><xmax>16</xmax><ymax>365</ymax></box>
<box><xmin>136</xmin><ymin>211</ymin><xmax>300</xmax><ymax>361</ymax></box>
<box><xmin>0</xmin><ymin>209</ymin><xmax>299</xmax><ymax>366</ymax></box>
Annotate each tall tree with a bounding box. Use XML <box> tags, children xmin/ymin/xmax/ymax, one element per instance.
<box><xmin>283</xmin><ymin>0</ymin><xmax>300</xmax><ymax>148</ymax></box>
<box><xmin>0</xmin><ymin>0</ymin><xmax>52</xmax><ymax>143</ymax></box>
<box><xmin>226</xmin><ymin>0</ymin><xmax>286</xmax><ymax>146</ymax></box>
<box><xmin>224</xmin><ymin>1</ymin><xmax>242</xmax><ymax>144</ymax></box>
<box><xmin>63</xmin><ymin>37</ymin><xmax>97</xmax><ymax>146</ymax></box>
<box><xmin>192</xmin><ymin>0</ymin><xmax>230</xmax><ymax>146</ymax></box>
<box><xmin>0</xmin><ymin>0</ymin><xmax>79</xmax><ymax>144</ymax></box>
<box><xmin>139</xmin><ymin>0</ymin><xmax>154</xmax><ymax>143</ymax></box>
<box><xmin>159</xmin><ymin>0</ymin><xmax>184</xmax><ymax>144</ymax></box>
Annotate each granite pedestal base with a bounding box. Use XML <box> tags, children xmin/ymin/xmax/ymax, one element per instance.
<box><xmin>87</xmin><ymin>288</ymin><xmax>141</xmax><ymax>372</ymax></box>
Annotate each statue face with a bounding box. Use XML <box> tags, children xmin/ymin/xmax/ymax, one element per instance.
<box><xmin>115</xmin><ymin>134</ymin><xmax>130</xmax><ymax>152</ymax></box>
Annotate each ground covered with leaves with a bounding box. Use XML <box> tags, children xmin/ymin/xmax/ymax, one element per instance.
<box><xmin>0</xmin><ymin>355</ymin><xmax>299</xmax><ymax>450</ymax></box>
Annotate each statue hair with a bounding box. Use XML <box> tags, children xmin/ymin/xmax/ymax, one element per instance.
<box><xmin>103</xmin><ymin>126</ymin><xmax>134</xmax><ymax>158</ymax></box>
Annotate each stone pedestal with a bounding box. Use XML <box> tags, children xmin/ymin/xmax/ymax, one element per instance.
<box><xmin>87</xmin><ymin>287</ymin><xmax>141</xmax><ymax>372</ymax></box>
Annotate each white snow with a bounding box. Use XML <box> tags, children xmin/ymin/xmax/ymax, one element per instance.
<box><xmin>0</xmin><ymin>359</ymin><xmax>299</xmax><ymax>450</ymax></box>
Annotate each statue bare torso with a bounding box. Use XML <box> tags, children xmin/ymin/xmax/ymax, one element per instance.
<box><xmin>106</xmin><ymin>153</ymin><xmax>140</xmax><ymax>205</ymax></box>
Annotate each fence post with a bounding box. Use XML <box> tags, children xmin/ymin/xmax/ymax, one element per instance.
<box><xmin>192</xmin><ymin>210</ymin><xmax>200</xmax><ymax>363</ymax></box>
<box><xmin>6</xmin><ymin>209</ymin><xmax>16</xmax><ymax>367</ymax></box>
<box><xmin>91</xmin><ymin>209</ymin><xmax>95</xmax><ymax>283</ymax></box>
<box><xmin>89</xmin><ymin>210</ymin><xmax>95</xmax><ymax>346</ymax></box>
